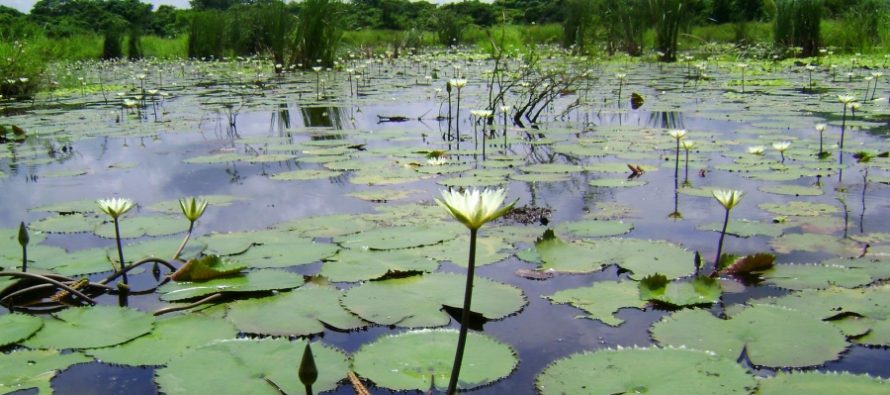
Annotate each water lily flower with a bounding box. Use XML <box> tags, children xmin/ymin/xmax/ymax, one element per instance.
<box><xmin>179</xmin><ymin>197</ymin><xmax>208</xmax><ymax>223</ymax></box>
<box><xmin>668</xmin><ymin>129</ymin><xmax>687</xmax><ymax>140</ymax></box>
<box><xmin>747</xmin><ymin>146</ymin><xmax>765</xmax><ymax>155</ymax></box>
<box><xmin>838</xmin><ymin>94</ymin><xmax>856</xmax><ymax>104</ymax></box>
<box><xmin>815</xmin><ymin>123</ymin><xmax>826</xmax><ymax>132</ymax></box>
<box><xmin>448</xmin><ymin>79</ymin><xmax>467</xmax><ymax>89</ymax></box>
<box><xmin>712</xmin><ymin>189</ymin><xmax>744</xmax><ymax>210</ymax></box>
<box><xmin>772</xmin><ymin>141</ymin><xmax>791</xmax><ymax>152</ymax></box>
<box><xmin>97</xmin><ymin>198</ymin><xmax>134</xmax><ymax>219</ymax></box>
<box><xmin>426</xmin><ymin>157</ymin><xmax>448</xmax><ymax>166</ymax></box>
<box><xmin>681</xmin><ymin>140</ymin><xmax>696</xmax><ymax>151</ymax></box>
<box><xmin>436</xmin><ymin>188</ymin><xmax>516</xmax><ymax>231</ymax></box>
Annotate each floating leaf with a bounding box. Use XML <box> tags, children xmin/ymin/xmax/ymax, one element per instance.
<box><xmin>639</xmin><ymin>274</ymin><xmax>722</xmax><ymax>307</ymax></box>
<box><xmin>88</xmin><ymin>314</ymin><xmax>237</xmax><ymax>366</ymax></box>
<box><xmin>555</xmin><ymin>219</ymin><xmax>634</xmax><ymax>238</ymax></box>
<box><xmin>29</xmin><ymin>213</ymin><xmax>103</xmax><ymax>234</ymax></box>
<box><xmin>719</xmin><ymin>253</ymin><xmax>775</xmax><ymax>276</ymax></box>
<box><xmin>170</xmin><ymin>255</ymin><xmax>245</xmax><ymax>281</ymax></box>
<box><xmin>770</xmin><ymin>233</ymin><xmax>862</xmax><ymax>256</ymax></box>
<box><xmin>759</xmin><ymin>184</ymin><xmax>824</xmax><ymax>196</ymax></box>
<box><xmin>30</xmin><ymin>199</ymin><xmax>103</xmax><ymax>214</ymax></box>
<box><xmin>759</xmin><ymin>201</ymin><xmax>838</xmax><ymax>216</ymax></box>
<box><xmin>270</xmin><ymin>169</ymin><xmax>341</xmax><ymax>181</ymax></box>
<box><xmin>320</xmin><ymin>249</ymin><xmax>437</xmax><ymax>282</ymax></box>
<box><xmin>761</xmin><ymin>263</ymin><xmax>874</xmax><ymax>290</ymax></box>
<box><xmin>546</xmin><ymin>281</ymin><xmax>645</xmax><ymax>326</ymax></box>
<box><xmin>147</xmin><ymin>195</ymin><xmax>247</xmax><ymax>213</ymax></box>
<box><xmin>276</xmin><ymin>214</ymin><xmax>377</xmax><ymax>238</ymax></box>
<box><xmin>536</xmin><ymin>347</ymin><xmax>755</xmax><ymax>395</ymax></box>
<box><xmin>341</xmin><ymin>273</ymin><xmax>525</xmax><ymax>328</ymax></box>
<box><xmin>24</xmin><ymin>306</ymin><xmax>154</xmax><ymax>349</ymax></box>
<box><xmin>94</xmin><ymin>215</ymin><xmax>187</xmax><ymax>239</ymax></box>
<box><xmin>158</xmin><ymin>269</ymin><xmax>304</xmax><ymax>302</ymax></box>
<box><xmin>236</xmin><ymin>238</ymin><xmax>338</xmax><ymax>268</ymax></box>
<box><xmin>651</xmin><ymin>304</ymin><xmax>848</xmax><ymax>367</ymax></box>
<box><xmin>352</xmin><ymin>329</ymin><xmax>517</xmax><ymax>391</ymax></box>
<box><xmin>225</xmin><ymin>284</ymin><xmax>366</xmax><ymax>336</ymax></box>
<box><xmin>156</xmin><ymin>339</ymin><xmax>348</xmax><ymax>395</ymax></box>
<box><xmin>534</xmin><ymin>231</ymin><xmax>605</xmax><ymax>273</ymax></box>
<box><xmin>411</xmin><ymin>234</ymin><xmax>513</xmax><ymax>267</ymax></box>
<box><xmin>0</xmin><ymin>313</ymin><xmax>43</xmax><ymax>347</ymax></box>
<box><xmin>757</xmin><ymin>371</ymin><xmax>890</xmax><ymax>395</ymax></box>
<box><xmin>696</xmin><ymin>219</ymin><xmax>785</xmax><ymax>238</ymax></box>
<box><xmin>588</xmin><ymin>178</ymin><xmax>647</xmax><ymax>188</ymax></box>
<box><xmin>335</xmin><ymin>223</ymin><xmax>461</xmax><ymax>250</ymax></box>
<box><xmin>0</xmin><ymin>349</ymin><xmax>91</xmax><ymax>394</ymax></box>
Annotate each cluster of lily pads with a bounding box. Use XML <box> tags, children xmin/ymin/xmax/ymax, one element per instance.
<box><xmin>1</xmin><ymin>47</ymin><xmax>890</xmax><ymax>394</ymax></box>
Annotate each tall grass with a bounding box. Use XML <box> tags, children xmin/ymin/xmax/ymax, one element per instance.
<box><xmin>563</xmin><ymin>0</ymin><xmax>596</xmax><ymax>52</ymax></box>
<box><xmin>822</xmin><ymin>0</ymin><xmax>888</xmax><ymax>52</ymax></box>
<box><xmin>649</xmin><ymin>0</ymin><xmax>694</xmax><ymax>61</ymax></box>
<box><xmin>103</xmin><ymin>29</ymin><xmax>124</xmax><ymax>60</ymax></box>
<box><xmin>774</xmin><ymin>0</ymin><xmax>822</xmax><ymax>57</ymax></box>
<box><xmin>141</xmin><ymin>36</ymin><xmax>187</xmax><ymax>59</ymax></box>
<box><xmin>600</xmin><ymin>0</ymin><xmax>648</xmax><ymax>56</ymax></box>
<box><xmin>187</xmin><ymin>11</ymin><xmax>227</xmax><ymax>59</ymax></box>
<box><xmin>0</xmin><ymin>40</ymin><xmax>45</xmax><ymax>99</ymax></box>
<box><xmin>292</xmin><ymin>0</ymin><xmax>343</xmax><ymax>68</ymax></box>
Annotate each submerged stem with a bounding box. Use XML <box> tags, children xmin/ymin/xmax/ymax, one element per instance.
<box><xmin>447</xmin><ymin>228</ymin><xmax>478</xmax><ymax>395</ymax></box>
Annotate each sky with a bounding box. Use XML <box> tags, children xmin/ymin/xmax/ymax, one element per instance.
<box><xmin>1</xmin><ymin>0</ymin><xmax>191</xmax><ymax>13</ymax></box>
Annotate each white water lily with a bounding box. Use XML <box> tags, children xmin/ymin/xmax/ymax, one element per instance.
<box><xmin>436</xmin><ymin>188</ymin><xmax>516</xmax><ymax>230</ymax></box>
<box><xmin>668</xmin><ymin>129</ymin><xmax>687</xmax><ymax>140</ymax></box>
<box><xmin>179</xmin><ymin>197</ymin><xmax>208</xmax><ymax>223</ymax></box>
<box><xmin>772</xmin><ymin>141</ymin><xmax>791</xmax><ymax>152</ymax></box>
<box><xmin>426</xmin><ymin>157</ymin><xmax>448</xmax><ymax>166</ymax></box>
<box><xmin>97</xmin><ymin>198</ymin><xmax>134</xmax><ymax>219</ymax></box>
<box><xmin>815</xmin><ymin>123</ymin><xmax>827</xmax><ymax>132</ymax></box>
<box><xmin>747</xmin><ymin>146</ymin><xmax>765</xmax><ymax>155</ymax></box>
<box><xmin>712</xmin><ymin>189</ymin><xmax>744</xmax><ymax>210</ymax></box>
<box><xmin>838</xmin><ymin>94</ymin><xmax>856</xmax><ymax>104</ymax></box>
<box><xmin>681</xmin><ymin>140</ymin><xmax>696</xmax><ymax>151</ymax></box>
<box><xmin>448</xmin><ymin>79</ymin><xmax>467</xmax><ymax>89</ymax></box>
<box><xmin>470</xmin><ymin>110</ymin><xmax>493</xmax><ymax>119</ymax></box>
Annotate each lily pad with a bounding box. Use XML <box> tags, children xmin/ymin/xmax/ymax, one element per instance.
<box><xmin>269</xmin><ymin>169</ymin><xmax>341</xmax><ymax>181</ymax></box>
<box><xmin>170</xmin><ymin>255</ymin><xmax>246</xmax><ymax>281</ymax></box>
<box><xmin>770</xmin><ymin>233</ymin><xmax>862</xmax><ymax>257</ymax></box>
<box><xmin>0</xmin><ymin>313</ymin><xmax>43</xmax><ymax>347</ymax></box>
<box><xmin>155</xmin><ymin>339</ymin><xmax>348</xmax><ymax>395</ymax></box>
<box><xmin>651</xmin><ymin>304</ymin><xmax>848</xmax><ymax>367</ymax></box>
<box><xmin>341</xmin><ymin>272</ymin><xmax>526</xmax><ymax>327</ymax></box>
<box><xmin>759</xmin><ymin>201</ymin><xmax>839</xmax><ymax>216</ymax></box>
<box><xmin>588</xmin><ymin>178</ymin><xmax>647</xmax><ymax>188</ymax></box>
<box><xmin>29</xmin><ymin>213</ymin><xmax>103</xmax><ymax>234</ymax></box>
<box><xmin>94</xmin><ymin>215</ymin><xmax>187</xmax><ymax>239</ymax></box>
<box><xmin>158</xmin><ymin>269</ymin><xmax>304</xmax><ymax>302</ymax></box>
<box><xmin>225</xmin><ymin>284</ymin><xmax>366</xmax><ymax>336</ymax></box>
<box><xmin>352</xmin><ymin>329</ymin><xmax>517</xmax><ymax>391</ymax></box>
<box><xmin>757</xmin><ymin>371</ymin><xmax>890</xmax><ymax>395</ymax></box>
<box><xmin>335</xmin><ymin>223</ymin><xmax>461</xmax><ymax>250</ymax></box>
<box><xmin>0</xmin><ymin>349</ymin><xmax>91</xmax><ymax>394</ymax></box>
<box><xmin>88</xmin><ymin>314</ymin><xmax>238</xmax><ymax>366</ymax></box>
<box><xmin>235</xmin><ymin>238</ymin><xmax>338</xmax><ymax>268</ymax></box>
<box><xmin>761</xmin><ymin>263</ymin><xmax>874</xmax><ymax>290</ymax></box>
<box><xmin>536</xmin><ymin>347</ymin><xmax>756</xmax><ymax>395</ymax></box>
<box><xmin>639</xmin><ymin>274</ymin><xmax>722</xmax><ymax>307</ymax></box>
<box><xmin>759</xmin><ymin>184</ymin><xmax>824</xmax><ymax>196</ymax></box>
<box><xmin>697</xmin><ymin>219</ymin><xmax>785</xmax><ymax>238</ymax></box>
<box><xmin>24</xmin><ymin>306</ymin><xmax>154</xmax><ymax>349</ymax></box>
<box><xmin>555</xmin><ymin>219</ymin><xmax>634</xmax><ymax>238</ymax></box>
<box><xmin>320</xmin><ymin>249</ymin><xmax>437</xmax><ymax>282</ymax></box>
<box><xmin>411</xmin><ymin>234</ymin><xmax>513</xmax><ymax>267</ymax></box>
<box><xmin>546</xmin><ymin>281</ymin><xmax>646</xmax><ymax>326</ymax></box>
<box><xmin>146</xmin><ymin>195</ymin><xmax>247</xmax><ymax>213</ymax></box>
<box><xmin>276</xmin><ymin>214</ymin><xmax>377</xmax><ymax>238</ymax></box>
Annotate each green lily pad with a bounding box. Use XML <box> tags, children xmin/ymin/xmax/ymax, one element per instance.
<box><xmin>761</xmin><ymin>263</ymin><xmax>874</xmax><ymax>290</ymax></box>
<box><xmin>320</xmin><ymin>249</ymin><xmax>438</xmax><ymax>282</ymax></box>
<box><xmin>235</xmin><ymin>238</ymin><xmax>338</xmax><ymax>268</ymax></box>
<box><xmin>555</xmin><ymin>220</ymin><xmax>634</xmax><ymax>238</ymax></box>
<box><xmin>158</xmin><ymin>269</ymin><xmax>304</xmax><ymax>302</ymax></box>
<box><xmin>348</xmin><ymin>189</ymin><xmax>421</xmax><ymax>202</ymax></box>
<box><xmin>155</xmin><ymin>339</ymin><xmax>348</xmax><ymax>395</ymax></box>
<box><xmin>32</xmin><ymin>247</ymin><xmax>112</xmax><ymax>276</ymax></box>
<box><xmin>757</xmin><ymin>371</ymin><xmax>890</xmax><ymax>395</ymax></box>
<box><xmin>536</xmin><ymin>347</ymin><xmax>755</xmax><ymax>395</ymax></box>
<box><xmin>352</xmin><ymin>329</ymin><xmax>517</xmax><ymax>391</ymax></box>
<box><xmin>411</xmin><ymin>234</ymin><xmax>513</xmax><ymax>267</ymax></box>
<box><xmin>29</xmin><ymin>213</ymin><xmax>103</xmax><ymax>234</ymax></box>
<box><xmin>521</xmin><ymin>163</ymin><xmax>583</xmax><ymax>173</ymax></box>
<box><xmin>588</xmin><ymin>178</ymin><xmax>647</xmax><ymax>188</ymax></box>
<box><xmin>88</xmin><ymin>314</ymin><xmax>237</xmax><ymax>366</ymax></box>
<box><xmin>697</xmin><ymin>219</ymin><xmax>785</xmax><ymax>238</ymax></box>
<box><xmin>276</xmin><ymin>213</ymin><xmax>377</xmax><ymax>238</ymax></box>
<box><xmin>534</xmin><ymin>231</ymin><xmax>606</xmax><ymax>273</ymax></box>
<box><xmin>0</xmin><ymin>349</ymin><xmax>91</xmax><ymax>394</ymax></box>
<box><xmin>170</xmin><ymin>255</ymin><xmax>246</xmax><ymax>281</ymax></box>
<box><xmin>651</xmin><ymin>304</ymin><xmax>848</xmax><ymax>367</ymax></box>
<box><xmin>335</xmin><ymin>223</ymin><xmax>461</xmax><ymax>250</ymax></box>
<box><xmin>197</xmin><ymin>232</ymin><xmax>255</xmax><ymax>256</ymax></box>
<box><xmin>24</xmin><ymin>306</ymin><xmax>154</xmax><ymax>349</ymax></box>
<box><xmin>341</xmin><ymin>272</ymin><xmax>525</xmax><ymax>327</ymax></box>
<box><xmin>0</xmin><ymin>313</ymin><xmax>43</xmax><ymax>347</ymax></box>
<box><xmin>225</xmin><ymin>284</ymin><xmax>366</xmax><ymax>336</ymax></box>
<box><xmin>511</xmin><ymin>173</ymin><xmax>571</xmax><ymax>182</ymax></box>
<box><xmin>269</xmin><ymin>169</ymin><xmax>341</xmax><ymax>181</ymax></box>
<box><xmin>94</xmin><ymin>215</ymin><xmax>187</xmax><ymax>239</ymax></box>
<box><xmin>759</xmin><ymin>184</ymin><xmax>824</xmax><ymax>196</ymax></box>
<box><xmin>30</xmin><ymin>199</ymin><xmax>103</xmax><ymax>214</ymax></box>
<box><xmin>760</xmin><ymin>201</ymin><xmax>839</xmax><ymax>216</ymax></box>
<box><xmin>546</xmin><ymin>281</ymin><xmax>646</xmax><ymax>326</ymax></box>
<box><xmin>639</xmin><ymin>274</ymin><xmax>722</xmax><ymax>307</ymax></box>
<box><xmin>770</xmin><ymin>233</ymin><xmax>862</xmax><ymax>256</ymax></box>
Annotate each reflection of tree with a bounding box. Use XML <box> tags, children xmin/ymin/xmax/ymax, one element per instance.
<box><xmin>648</xmin><ymin>111</ymin><xmax>685</xmax><ymax>130</ymax></box>
<box><xmin>299</xmin><ymin>106</ymin><xmax>347</xmax><ymax>129</ymax></box>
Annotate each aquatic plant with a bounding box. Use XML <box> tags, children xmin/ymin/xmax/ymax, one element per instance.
<box><xmin>616</xmin><ymin>73</ymin><xmax>627</xmax><ymax>105</ymax></box>
<box><xmin>737</xmin><ymin>63</ymin><xmax>749</xmax><ymax>93</ymax></box>
<box><xmin>436</xmin><ymin>188</ymin><xmax>515</xmax><ymax>395</ymax></box>
<box><xmin>299</xmin><ymin>343</ymin><xmax>318</xmax><ymax>395</ymax></box>
<box><xmin>711</xmin><ymin>189</ymin><xmax>743</xmax><ymax>271</ymax></box>
<box><xmin>97</xmin><ymin>198</ymin><xmax>135</xmax><ymax>285</ymax></box>
<box><xmin>772</xmin><ymin>141</ymin><xmax>791</xmax><ymax>163</ymax></box>
<box><xmin>449</xmin><ymin>79</ymin><xmax>467</xmax><ymax>143</ymax></box>
<box><xmin>837</xmin><ymin>94</ymin><xmax>857</xmax><ymax>151</ymax></box>
<box><xmin>669</xmin><ymin>129</ymin><xmax>687</xmax><ymax>185</ymax></box>
<box><xmin>174</xmin><ymin>197</ymin><xmax>208</xmax><ymax>261</ymax></box>
<box><xmin>17</xmin><ymin>222</ymin><xmax>28</xmax><ymax>272</ymax></box>
<box><xmin>815</xmin><ymin>123</ymin><xmax>828</xmax><ymax>158</ymax></box>
<box><xmin>681</xmin><ymin>139</ymin><xmax>695</xmax><ymax>184</ymax></box>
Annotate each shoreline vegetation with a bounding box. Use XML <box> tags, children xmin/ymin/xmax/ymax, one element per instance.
<box><xmin>1</xmin><ymin>0</ymin><xmax>889</xmax><ymax>99</ymax></box>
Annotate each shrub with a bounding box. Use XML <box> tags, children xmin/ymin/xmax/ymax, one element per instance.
<box><xmin>0</xmin><ymin>41</ymin><xmax>44</xmax><ymax>99</ymax></box>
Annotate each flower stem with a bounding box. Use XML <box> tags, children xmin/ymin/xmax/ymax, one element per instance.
<box><xmin>447</xmin><ymin>228</ymin><xmax>477</xmax><ymax>395</ymax></box>
<box><xmin>714</xmin><ymin>208</ymin><xmax>731</xmax><ymax>273</ymax></box>
<box><xmin>113</xmin><ymin>218</ymin><xmax>128</xmax><ymax>285</ymax></box>
<box><xmin>173</xmin><ymin>221</ymin><xmax>194</xmax><ymax>261</ymax></box>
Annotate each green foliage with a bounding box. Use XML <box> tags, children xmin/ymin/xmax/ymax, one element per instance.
<box><xmin>649</xmin><ymin>0</ymin><xmax>701</xmax><ymax>61</ymax></box>
<box><xmin>600</xmin><ymin>0</ymin><xmax>648</xmax><ymax>56</ymax></box>
<box><xmin>292</xmin><ymin>0</ymin><xmax>344</xmax><ymax>68</ymax></box>
<box><xmin>433</xmin><ymin>8</ymin><xmax>471</xmax><ymax>46</ymax></box>
<box><xmin>187</xmin><ymin>10</ymin><xmax>227</xmax><ymax>59</ymax></box>
<box><xmin>774</xmin><ymin>0</ymin><xmax>822</xmax><ymax>57</ymax></box>
<box><xmin>562</xmin><ymin>0</ymin><xmax>595</xmax><ymax>52</ymax></box>
<box><xmin>103</xmin><ymin>29</ymin><xmax>124</xmax><ymax>59</ymax></box>
<box><xmin>0</xmin><ymin>40</ymin><xmax>44</xmax><ymax>99</ymax></box>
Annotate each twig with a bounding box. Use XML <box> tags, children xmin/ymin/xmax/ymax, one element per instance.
<box><xmin>101</xmin><ymin>257</ymin><xmax>177</xmax><ymax>285</ymax></box>
<box><xmin>152</xmin><ymin>293</ymin><xmax>223</xmax><ymax>316</ymax></box>
<box><xmin>0</xmin><ymin>271</ymin><xmax>96</xmax><ymax>305</ymax></box>
<box><xmin>348</xmin><ymin>371</ymin><xmax>371</xmax><ymax>395</ymax></box>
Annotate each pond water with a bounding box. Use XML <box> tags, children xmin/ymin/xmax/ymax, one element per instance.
<box><xmin>2</xmin><ymin>54</ymin><xmax>890</xmax><ymax>394</ymax></box>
